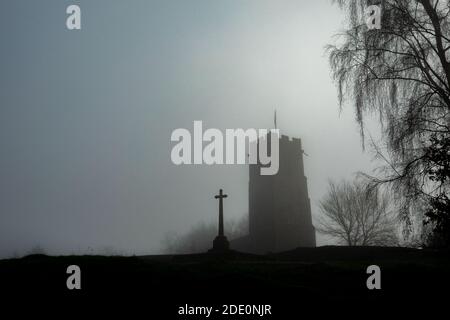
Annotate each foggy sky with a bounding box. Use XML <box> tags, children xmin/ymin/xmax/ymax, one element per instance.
<box><xmin>0</xmin><ymin>0</ymin><xmax>380</xmax><ymax>257</ymax></box>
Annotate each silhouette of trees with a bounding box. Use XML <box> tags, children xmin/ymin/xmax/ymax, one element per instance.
<box><xmin>28</xmin><ymin>245</ymin><xmax>47</xmax><ymax>255</ymax></box>
<box><xmin>162</xmin><ymin>215</ymin><xmax>248</xmax><ymax>254</ymax></box>
<box><xmin>317</xmin><ymin>179</ymin><xmax>398</xmax><ymax>246</ymax></box>
<box><xmin>328</xmin><ymin>0</ymin><xmax>450</xmax><ymax>245</ymax></box>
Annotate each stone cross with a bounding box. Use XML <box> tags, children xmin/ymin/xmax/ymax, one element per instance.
<box><xmin>209</xmin><ymin>188</ymin><xmax>230</xmax><ymax>252</ymax></box>
<box><xmin>215</xmin><ymin>189</ymin><xmax>228</xmax><ymax>237</ymax></box>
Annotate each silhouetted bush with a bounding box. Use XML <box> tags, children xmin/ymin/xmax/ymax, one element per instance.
<box><xmin>162</xmin><ymin>215</ymin><xmax>248</xmax><ymax>254</ymax></box>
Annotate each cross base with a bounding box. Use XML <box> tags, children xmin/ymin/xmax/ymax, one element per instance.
<box><xmin>209</xmin><ymin>235</ymin><xmax>230</xmax><ymax>253</ymax></box>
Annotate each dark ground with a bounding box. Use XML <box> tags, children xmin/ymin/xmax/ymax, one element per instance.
<box><xmin>1</xmin><ymin>246</ymin><xmax>449</xmax><ymax>317</ymax></box>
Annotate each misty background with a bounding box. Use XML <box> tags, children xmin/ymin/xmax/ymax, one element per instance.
<box><xmin>0</xmin><ymin>0</ymin><xmax>380</xmax><ymax>258</ymax></box>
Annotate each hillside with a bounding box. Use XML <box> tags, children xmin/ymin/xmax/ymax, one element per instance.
<box><xmin>1</xmin><ymin>246</ymin><xmax>449</xmax><ymax>316</ymax></box>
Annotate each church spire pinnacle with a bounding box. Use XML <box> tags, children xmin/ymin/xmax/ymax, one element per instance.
<box><xmin>274</xmin><ymin>109</ymin><xmax>277</xmax><ymax>130</ymax></box>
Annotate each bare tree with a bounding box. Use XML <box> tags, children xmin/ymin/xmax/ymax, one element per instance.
<box><xmin>328</xmin><ymin>0</ymin><xmax>450</xmax><ymax>243</ymax></box>
<box><xmin>317</xmin><ymin>179</ymin><xmax>398</xmax><ymax>246</ymax></box>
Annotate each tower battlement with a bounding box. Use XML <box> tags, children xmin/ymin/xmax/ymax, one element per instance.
<box><xmin>280</xmin><ymin>134</ymin><xmax>301</xmax><ymax>143</ymax></box>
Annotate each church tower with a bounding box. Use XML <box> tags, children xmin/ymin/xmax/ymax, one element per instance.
<box><xmin>231</xmin><ymin>134</ymin><xmax>316</xmax><ymax>254</ymax></box>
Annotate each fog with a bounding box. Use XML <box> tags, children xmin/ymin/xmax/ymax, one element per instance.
<box><xmin>0</xmin><ymin>0</ymin><xmax>380</xmax><ymax>258</ymax></box>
